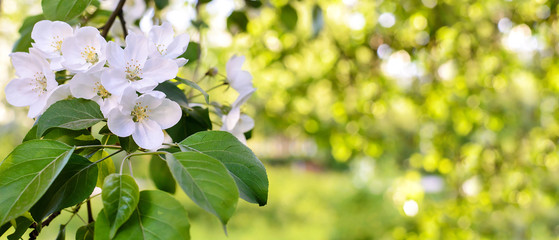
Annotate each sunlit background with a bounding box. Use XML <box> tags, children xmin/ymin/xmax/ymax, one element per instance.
<box><xmin>3</xmin><ymin>0</ymin><xmax>559</xmax><ymax>239</ymax></box>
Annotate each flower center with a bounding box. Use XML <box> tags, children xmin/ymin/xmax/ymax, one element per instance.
<box><xmin>94</xmin><ymin>82</ymin><xmax>111</xmax><ymax>99</ymax></box>
<box><xmin>126</xmin><ymin>59</ymin><xmax>142</xmax><ymax>81</ymax></box>
<box><xmin>81</xmin><ymin>46</ymin><xmax>99</xmax><ymax>64</ymax></box>
<box><xmin>156</xmin><ymin>44</ymin><xmax>167</xmax><ymax>55</ymax></box>
<box><xmin>30</xmin><ymin>72</ymin><xmax>48</xmax><ymax>96</ymax></box>
<box><xmin>131</xmin><ymin>102</ymin><xmax>149</xmax><ymax>122</ymax></box>
<box><xmin>50</xmin><ymin>36</ymin><xmax>63</xmax><ymax>54</ymax></box>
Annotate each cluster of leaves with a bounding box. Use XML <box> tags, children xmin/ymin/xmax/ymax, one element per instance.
<box><xmin>1</xmin><ymin>0</ymin><xmax>268</xmax><ymax>239</ymax></box>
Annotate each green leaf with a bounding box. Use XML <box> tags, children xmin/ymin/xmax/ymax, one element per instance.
<box><xmin>175</xmin><ymin>77</ymin><xmax>209</xmax><ymax>103</ymax></box>
<box><xmin>149</xmin><ymin>155</ymin><xmax>176</xmax><ymax>194</ymax></box>
<box><xmin>0</xmin><ymin>221</ymin><xmax>10</xmax><ymax>237</ymax></box>
<box><xmin>6</xmin><ymin>216</ymin><xmax>33</xmax><ymax>240</ymax></box>
<box><xmin>0</xmin><ymin>140</ymin><xmax>74</xmax><ymax>225</ymax></box>
<box><xmin>23</xmin><ymin>125</ymin><xmax>38</xmax><ymax>142</ymax></box>
<box><xmin>118</xmin><ymin>136</ymin><xmax>139</xmax><ymax>153</ymax></box>
<box><xmin>56</xmin><ymin>224</ymin><xmax>66</xmax><ymax>240</ymax></box>
<box><xmin>76</xmin><ymin>222</ymin><xmax>94</xmax><ymax>240</ymax></box>
<box><xmin>95</xmin><ymin>190</ymin><xmax>190</xmax><ymax>240</ymax></box>
<box><xmin>89</xmin><ymin>150</ymin><xmax>116</xmax><ymax>188</ymax></box>
<box><xmin>154</xmin><ymin>0</ymin><xmax>169</xmax><ymax>9</ymax></box>
<box><xmin>42</xmin><ymin>0</ymin><xmax>93</xmax><ymax>21</ymax></box>
<box><xmin>154</xmin><ymin>81</ymin><xmax>189</xmax><ymax>108</ymax></box>
<box><xmin>166</xmin><ymin>151</ymin><xmax>238</xmax><ymax>225</ymax></box>
<box><xmin>280</xmin><ymin>4</ymin><xmax>298</xmax><ymax>31</ymax></box>
<box><xmin>13</xmin><ymin>15</ymin><xmax>45</xmax><ymax>53</ymax></box>
<box><xmin>227</xmin><ymin>11</ymin><xmax>249</xmax><ymax>34</ymax></box>
<box><xmin>244</xmin><ymin>0</ymin><xmax>262</xmax><ymax>8</ymax></box>
<box><xmin>178</xmin><ymin>42</ymin><xmax>200</xmax><ymax>66</ymax></box>
<box><xmin>179</xmin><ymin>131</ymin><xmax>268</xmax><ymax>205</ymax></box>
<box><xmin>311</xmin><ymin>5</ymin><xmax>324</xmax><ymax>38</ymax></box>
<box><xmin>102</xmin><ymin>174</ymin><xmax>140</xmax><ymax>239</ymax></box>
<box><xmin>30</xmin><ymin>154</ymin><xmax>98</xmax><ymax>221</ymax></box>
<box><xmin>43</xmin><ymin>128</ymin><xmax>101</xmax><ymax>147</ymax></box>
<box><xmin>36</xmin><ymin>99</ymin><xmax>104</xmax><ymax>138</ymax></box>
<box><xmin>166</xmin><ymin>106</ymin><xmax>212</xmax><ymax>142</ymax></box>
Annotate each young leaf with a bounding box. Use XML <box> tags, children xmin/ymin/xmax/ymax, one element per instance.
<box><xmin>179</xmin><ymin>131</ymin><xmax>268</xmax><ymax>206</ymax></box>
<box><xmin>36</xmin><ymin>99</ymin><xmax>104</xmax><ymax>138</ymax></box>
<box><xmin>0</xmin><ymin>140</ymin><xmax>74</xmax><ymax>226</ymax></box>
<box><xmin>89</xmin><ymin>150</ymin><xmax>116</xmax><ymax>188</ymax></box>
<box><xmin>166</xmin><ymin>151</ymin><xmax>238</xmax><ymax>226</ymax></box>
<box><xmin>166</xmin><ymin>106</ymin><xmax>212</xmax><ymax>142</ymax></box>
<box><xmin>6</xmin><ymin>216</ymin><xmax>33</xmax><ymax>240</ymax></box>
<box><xmin>227</xmin><ymin>11</ymin><xmax>249</xmax><ymax>34</ymax></box>
<box><xmin>102</xmin><ymin>174</ymin><xmax>140</xmax><ymax>239</ymax></box>
<box><xmin>280</xmin><ymin>4</ymin><xmax>298</xmax><ymax>31</ymax></box>
<box><xmin>118</xmin><ymin>136</ymin><xmax>139</xmax><ymax>153</ymax></box>
<box><xmin>149</xmin><ymin>155</ymin><xmax>176</xmax><ymax>194</ymax></box>
<box><xmin>42</xmin><ymin>0</ymin><xmax>93</xmax><ymax>21</ymax></box>
<box><xmin>179</xmin><ymin>42</ymin><xmax>200</xmax><ymax>66</ymax></box>
<box><xmin>30</xmin><ymin>154</ymin><xmax>98</xmax><ymax>221</ymax></box>
<box><xmin>95</xmin><ymin>190</ymin><xmax>190</xmax><ymax>240</ymax></box>
<box><xmin>154</xmin><ymin>81</ymin><xmax>189</xmax><ymax>108</ymax></box>
<box><xmin>76</xmin><ymin>222</ymin><xmax>94</xmax><ymax>240</ymax></box>
<box><xmin>175</xmin><ymin>77</ymin><xmax>209</xmax><ymax>103</ymax></box>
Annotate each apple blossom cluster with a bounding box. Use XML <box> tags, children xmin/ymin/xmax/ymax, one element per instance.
<box><xmin>5</xmin><ymin>20</ymin><xmax>256</xmax><ymax>150</ymax></box>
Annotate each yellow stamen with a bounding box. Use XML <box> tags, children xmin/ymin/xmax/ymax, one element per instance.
<box><xmin>131</xmin><ymin>102</ymin><xmax>149</xmax><ymax>122</ymax></box>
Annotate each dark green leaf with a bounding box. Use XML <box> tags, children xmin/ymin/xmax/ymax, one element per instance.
<box><xmin>166</xmin><ymin>106</ymin><xmax>212</xmax><ymax>142</ymax></box>
<box><xmin>56</xmin><ymin>224</ymin><xmax>66</xmax><ymax>240</ymax></box>
<box><xmin>76</xmin><ymin>222</ymin><xmax>94</xmax><ymax>240</ymax></box>
<box><xmin>6</xmin><ymin>216</ymin><xmax>33</xmax><ymax>240</ymax></box>
<box><xmin>0</xmin><ymin>221</ymin><xmax>10</xmax><ymax>237</ymax></box>
<box><xmin>175</xmin><ymin>77</ymin><xmax>209</xmax><ymax>103</ymax></box>
<box><xmin>179</xmin><ymin>42</ymin><xmax>200</xmax><ymax>66</ymax></box>
<box><xmin>43</xmin><ymin>128</ymin><xmax>101</xmax><ymax>147</ymax></box>
<box><xmin>280</xmin><ymin>4</ymin><xmax>298</xmax><ymax>31</ymax></box>
<box><xmin>42</xmin><ymin>0</ymin><xmax>93</xmax><ymax>21</ymax></box>
<box><xmin>179</xmin><ymin>131</ymin><xmax>268</xmax><ymax>205</ymax></box>
<box><xmin>227</xmin><ymin>11</ymin><xmax>249</xmax><ymax>34</ymax></box>
<box><xmin>154</xmin><ymin>0</ymin><xmax>169</xmax><ymax>9</ymax></box>
<box><xmin>23</xmin><ymin>125</ymin><xmax>38</xmax><ymax>142</ymax></box>
<box><xmin>102</xmin><ymin>174</ymin><xmax>140</xmax><ymax>239</ymax></box>
<box><xmin>154</xmin><ymin>81</ymin><xmax>189</xmax><ymax>108</ymax></box>
<box><xmin>36</xmin><ymin>99</ymin><xmax>104</xmax><ymax>138</ymax></box>
<box><xmin>89</xmin><ymin>150</ymin><xmax>116</xmax><ymax>188</ymax></box>
<box><xmin>30</xmin><ymin>154</ymin><xmax>98</xmax><ymax>221</ymax></box>
<box><xmin>12</xmin><ymin>15</ymin><xmax>45</xmax><ymax>53</ymax></box>
<box><xmin>118</xmin><ymin>136</ymin><xmax>138</xmax><ymax>153</ymax></box>
<box><xmin>95</xmin><ymin>190</ymin><xmax>190</xmax><ymax>240</ymax></box>
<box><xmin>0</xmin><ymin>140</ymin><xmax>74</xmax><ymax>225</ymax></box>
<box><xmin>166</xmin><ymin>151</ymin><xmax>238</xmax><ymax>225</ymax></box>
<box><xmin>149</xmin><ymin>155</ymin><xmax>176</xmax><ymax>194</ymax></box>
<box><xmin>245</xmin><ymin>0</ymin><xmax>262</xmax><ymax>8</ymax></box>
<box><xmin>311</xmin><ymin>5</ymin><xmax>324</xmax><ymax>38</ymax></box>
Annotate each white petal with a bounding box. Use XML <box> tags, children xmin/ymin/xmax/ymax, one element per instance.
<box><xmin>149</xmin><ymin>99</ymin><xmax>181</xmax><ymax>129</ymax></box>
<box><xmin>107</xmin><ymin>109</ymin><xmax>135</xmax><ymax>137</ymax></box>
<box><xmin>119</xmin><ymin>87</ymin><xmax>139</xmax><ymax>113</ymax></box>
<box><xmin>124</xmin><ymin>32</ymin><xmax>148</xmax><ymax>65</ymax></box>
<box><xmin>224</xmin><ymin>106</ymin><xmax>240</xmax><ymax>131</ymax></box>
<box><xmin>5</xmin><ymin>78</ymin><xmax>39</xmax><ymax>107</ymax></box>
<box><xmin>10</xmin><ymin>51</ymin><xmax>43</xmax><ymax>78</ymax></box>
<box><xmin>45</xmin><ymin>85</ymin><xmax>72</xmax><ymax>108</ymax></box>
<box><xmin>142</xmin><ymin>57</ymin><xmax>178</xmax><ymax>83</ymax></box>
<box><xmin>236</xmin><ymin>114</ymin><xmax>255</xmax><ymax>133</ymax></box>
<box><xmin>137</xmin><ymin>93</ymin><xmax>163</xmax><ymax>109</ymax></box>
<box><xmin>99</xmin><ymin>95</ymin><xmax>120</xmax><ymax>117</ymax></box>
<box><xmin>101</xmin><ymin>68</ymin><xmax>129</xmax><ymax>95</ymax></box>
<box><xmin>165</xmin><ymin>33</ymin><xmax>189</xmax><ymax>58</ymax></box>
<box><xmin>132</xmin><ymin>119</ymin><xmax>164</xmax><ymax>150</ymax></box>
<box><xmin>31</xmin><ymin>20</ymin><xmax>73</xmax><ymax>55</ymax></box>
<box><xmin>230</xmin><ymin>70</ymin><xmax>254</xmax><ymax>94</ymax></box>
<box><xmin>174</xmin><ymin>58</ymin><xmax>188</xmax><ymax>67</ymax></box>
<box><xmin>232</xmin><ymin>131</ymin><xmax>247</xmax><ymax>145</ymax></box>
<box><xmin>130</xmin><ymin>79</ymin><xmax>158</xmax><ymax>93</ymax></box>
<box><xmin>149</xmin><ymin>22</ymin><xmax>174</xmax><ymax>47</ymax></box>
<box><xmin>28</xmin><ymin>95</ymin><xmax>48</xmax><ymax>118</ymax></box>
<box><xmin>69</xmin><ymin>73</ymin><xmax>98</xmax><ymax>99</ymax></box>
<box><xmin>226</xmin><ymin>55</ymin><xmax>245</xmax><ymax>79</ymax></box>
<box><xmin>231</xmin><ymin>88</ymin><xmax>255</xmax><ymax>109</ymax></box>
<box><xmin>143</xmin><ymin>90</ymin><xmax>166</xmax><ymax>99</ymax></box>
<box><xmin>107</xmin><ymin>42</ymin><xmax>126</xmax><ymax>68</ymax></box>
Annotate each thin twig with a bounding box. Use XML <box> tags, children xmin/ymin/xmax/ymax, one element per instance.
<box><xmin>101</xmin><ymin>0</ymin><xmax>127</xmax><ymax>38</ymax></box>
<box><xmin>117</xmin><ymin>10</ymin><xmax>128</xmax><ymax>39</ymax></box>
<box><xmin>86</xmin><ymin>199</ymin><xmax>94</xmax><ymax>223</ymax></box>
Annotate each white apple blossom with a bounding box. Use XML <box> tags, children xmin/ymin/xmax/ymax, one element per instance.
<box><xmin>222</xmin><ymin>113</ymin><xmax>254</xmax><ymax>144</ymax></box>
<box><xmin>102</xmin><ymin>32</ymin><xmax>178</xmax><ymax>95</ymax></box>
<box><xmin>69</xmin><ymin>72</ymin><xmax>120</xmax><ymax>116</ymax></box>
<box><xmin>148</xmin><ymin>22</ymin><xmax>189</xmax><ymax>66</ymax></box>
<box><xmin>107</xmin><ymin>88</ymin><xmax>181</xmax><ymax>150</ymax></box>
<box><xmin>61</xmin><ymin>26</ymin><xmax>107</xmax><ymax>73</ymax></box>
<box><xmin>5</xmin><ymin>48</ymin><xmax>57</xmax><ymax>118</ymax></box>
<box><xmin>31</xmin><ymin>20</ymin><xmax>73</xmax><ymax>71</ymax></box>
<box><xmin>226</xmin><ymin>55</ymin><xmax>255</xmax><ymax>95</ymax></box>
<box><xmin>45</xmin><ymin>84</ymin><xmax>73</xmax><ymax>109</ymax></box>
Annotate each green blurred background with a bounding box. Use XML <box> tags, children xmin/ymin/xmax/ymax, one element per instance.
<box><xmin>3</xmin><ymin>0</ymin><xmax>559</xmax><ymax>239</ymax></box>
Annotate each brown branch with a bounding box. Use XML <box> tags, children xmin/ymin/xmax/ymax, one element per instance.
<box><xmin>29</xmin><ymin>211</ymin><xmax>62</xmax><ymax>240</ymax></box>
<box><xmin>101</xmin><ymin>0</ymin><xmax>127</xmax><ymax>39</ymax></box>
<box><xmin>86</xmin><ymin>199</ymin><xmax>94</xmax><ymax>223</ymax></box>
<box><xmin>117</xmin><ymin>10</ymin><xmax>128</xmax><ymax>39</ymax></box>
